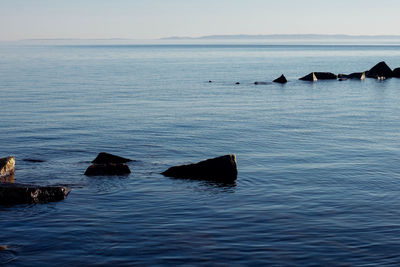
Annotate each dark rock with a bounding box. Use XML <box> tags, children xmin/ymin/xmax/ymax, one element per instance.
<box><xmin>254</xmin><ymin>81</ymin><xmax>268</xmax><ymax>85</ymax></box>
<box><xmin>91</xmin><ymin>152</ymin><xmax>132</xmax><ymax>164</ymax></box>
<box><xmin>0</xmin><ymin>174</ymin><xmax>14</xmax><ymax>183</ymax></box>
<box><xmin>84</xmin><ymin>163</ymin><xmax>131</xmax><ymax>176</ymax></box>
<box><xmin>393</xmin><ymin>68</ymin><xmax>400</xmax><ymax>78</ymax></box>
<box><xmin>235</xmin><ymin>82</ymin><xmax>240</xmax><ymax>85</ymax></box>
<box><xmin>300</xmin><ymin>72</ymin><xmax>337</xmax><ymax>81</ymax></box>
<box><xmin>366</xmin><ymin>61</ymin><xmax>393</xmax><ymax>78</ymax></box>
<box><xmin>0</xmin><ymin>156</ymin><xmax>15</xmax><ymax>179</ymax></box>
<box><xmin>299</xmin><ymin>72</ymin><xmax>318</xmax><ymax>81</ymax></box>
<box><xmin>23</xmin><ymin>159</ymin><xmax>45</xmax><ymax>163</ymax></box>
<box><xmin>162</xmin><ymin>154</ymin><xmax>238</xmax><ymax>183</ymax></box>
<box><xmin>208</xmin><ymin>80</ymin><xmax>213</xmax><ymax>83</ymax></box>
<box><xmin>273</xmin><ymin>74</ymin><xmax>288</xmax><ymax>84</ymax></box>
<box><xmin>338</xmin><ymin>78</ymin><xmax>348</xmax><ymax>81</ymax></box>
<box><xmin>0</xmin><ymin>183</ymin><xmax>70</xmax><ymax>205</ymax></box>
<box><xmin>338</xmin><ymin>72</ymin><xmax>366</xmax><ymax>80</ymax></box>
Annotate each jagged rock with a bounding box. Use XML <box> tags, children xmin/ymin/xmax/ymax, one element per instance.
<box><xmin>85</xmin><ymin>152</ymin><xmax>132</xmax><ymax>176</ymax></box>
<box><xmin>366</xmin><ymin>61</ymin><xmax>393</xmax><ymax>78</ymax></box>
<box><xmin>92</xmin><ymin>152</ymin><xmax>132</xmax><ymax>164</ymax></box>
<box><xmin>254</xmin><ymin>81</ymin><xmax>268</xmax><ymax>85</ymax></box>
<box><xmin>273</xmin><ymin>74</ymin><xmax>288</xmax><ymax>84</ymax></box>
<box><xmin>84</xmin><ymin>163</ymin><xmax>131</xmax><ymax>176</ymax></box>
<box><xmin>299</xmin><ymin>72</ymin><xmax>318</xmax><ymax>81</ymax></box>
<box><xmin>162</xmin><ymin>154</ymin><xmax>238</xmax><ymax>183</ymax></box>
<box><xmin>300</xmin><ymin>72</ymin><xmax>337</xmax><ymax>81</ymax></box>
<box><xmin>338</xmin><ymin>72</ymin><xmax>366</xmax><ymax>80</ymax></box>
<box><xmin>0</xmin><ymin>156</ymin><xmax>15</xmax><ymax>179</ymax></box>
<box><xmin>393</xmin><ymin>68</ymin><xmax>400</xmax><ymax>78</ymax></box>
<box><xmin>0</xmin><ymin>183</ymin><xmax>70</xmax><ymax>205</ymax></box>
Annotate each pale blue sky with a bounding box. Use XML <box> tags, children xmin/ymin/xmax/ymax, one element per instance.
<box><xmin>1</xmin><ymin>0</ymin><xmax>399</xmax><ymax>41</ymax></box>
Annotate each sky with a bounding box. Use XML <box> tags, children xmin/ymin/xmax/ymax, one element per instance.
<box><xmin>1</xmin><ymin>0</ymin><xmax>400</xmax><ymax>41</ymax></box>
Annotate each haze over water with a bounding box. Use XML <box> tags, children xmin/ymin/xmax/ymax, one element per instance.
<box><xmin>1</xmin><ymin>42</ymin><xmax>400</xmax><ymax>265</ymax></box>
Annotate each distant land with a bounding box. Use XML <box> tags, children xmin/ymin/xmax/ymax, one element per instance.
<box><xmin>161</xmin><ymin>34</ymin><xmax>400</xmax><ymax>40</ymax></box>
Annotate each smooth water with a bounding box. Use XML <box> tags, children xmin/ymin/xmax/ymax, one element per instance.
<box><xmin>1</xmin><ymin>44</ymin><xmax>400</xmax><ymax>266</ymax></box>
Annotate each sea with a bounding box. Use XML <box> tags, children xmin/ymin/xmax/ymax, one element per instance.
<box><xmin>1</xmin><ymin>40</ymin><xmax>400</xmax><ymax>266</ymax></box>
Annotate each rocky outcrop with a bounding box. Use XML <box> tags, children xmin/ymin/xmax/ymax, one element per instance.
<box><xmin>85</xmin><ymin>152</ymin><xmax>132</xmax><ymax>176</ymax></box>
<box><xmin>273</xmin><ymin>74</ymin><xmax>288</xmax><ymax>84</ymax></box>
<box><xmin>0</xmin><ymin>156</ymin><xmax>15</xmax><ymax>180</ymax></box>
<box><xmin>393</xmin><ymin>68</ymin><xmax>400</xmax><ymax>78</ymax></box>
<box><xmin>162</xmin><ymin>154</ymin><xmax>238</xmax><ymax>183</ymax></box>
<box><xmin>299</xmin><ymin>72</ymin><xmax>318</xmax><ymax>81</ymax></box>
<box><xmin>338</xmin><ymin>72</ymin><xmax>366</xmax><ymax>80</ymax></box>
<box><xmin>366</xmin><ymin>61</ymin><xmax>393</xmax><ymax>78</ymax></box>
<box><xmin>0</xmin><ymin>183</ymin><xmax>70</xmax><ymax>205</ymax></box>
<box><xmin>300</xmin><ymin>72</ymin><xmax>337</xmax><ymax>81</ymax></box>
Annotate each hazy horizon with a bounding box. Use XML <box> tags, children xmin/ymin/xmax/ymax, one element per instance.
<box><xmin>1</xmin><ymin>0</ymin><xmax>400</xmax><ymax>42</ymax></box>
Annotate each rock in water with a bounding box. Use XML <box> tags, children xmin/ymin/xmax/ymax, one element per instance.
<box><xmin>85</xmin><ymin>152</ymin><xmax>132</xmax><ymax>176</ymax></box>
<box><xmin>338</xmin><ymin>72</ymin><xmax>366</xmax><ymax>80</ymax></box>
<box><xmin>366</xmin><ymin>61</ymin><xmax>393</xmax><ymax>78</ymax></box>
<box><xmin>92</xmin><ymin>152</ymin><xmax>132</xmax><ymax>164</ymax></box>
<box><xmin>300</xmin><ymin>72</ymin><xmax>337</xmax><ymax>81</ymax></box>
<box><xmin>0</xmin><ymin>183</ymin><xmax>70</xmax><ymax>205</ymax></box>
<box><xmin>393</xmin><ymin>68</ymin><xmax>400</xmax><ymax>78</ymax></box>
<box><xmin>0</xmin><ymin>156</ymin><xmax>15</xmax><ymax>179</ymax></box>
<box><xmin>273</xmin><ymin>74</ymin><xmax>288</xmax><ymax>84</ymax></box>
<box><xmin>162</xmin><ymin>154</ymin><xmax>238</xmax><ymax>183</ymax></box>
<box><xmin>299</xmin><ymin>72</ymin><xmax>318</xmax><ymax>81</ymax></box>
<box><xmin>84</xmin><ymin>163</ymin><xmax>131</xmax><ymax>176</ymax></box>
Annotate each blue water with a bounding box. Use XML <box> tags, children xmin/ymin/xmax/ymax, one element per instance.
<box><xmin>1</xmin><ymin>43</ymin><xmax>400</xmax><ymax>266</ymax></box>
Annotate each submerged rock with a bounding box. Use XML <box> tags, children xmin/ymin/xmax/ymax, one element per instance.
<box><xmin>366</xmin><ymin>61</ymin><xmax>393</xmax><ymax>78</ymax></box>
<box><xmin>254</xmin><ymin>81</ymin><xmax>268</xmax><ymax>85</ymax></box>
<box><xmin>84</xmin><ymin>163</ymin><xmax>131</xmax><ymax>176</ymax></box>
<box><xmin>235</xmin><ymin>82</ymin><xmax>240</xmax><ymax>85</ymax></box>
<box><xmin>301</xmin><ymin>72</ymin><xmax>337</xmax><ymax>81</ymax></box>
<box><xmin>393</xmin><ymin>68</ymin><xmax>400</xmax><ymax>78</ymax></box>
<box><xmin>92</xmin><ymin>152</ymin><xmax>132</xmax><ymax>164</ymax></box>
<box><xmin>23</xmin><ymin>159</ymin><xmax>45</xmax><ymax>163</ymax></box>
<box><xmin>162</xmin><ymin>154</ymin><xmax>238</xmax><ymax>183</ymax></box>
<box><xmin>0</xmin><ymin>183</ymin><xmax>70</xmax><ymax>205</ymax></box>
<box><xmin>85</xmin><ymin>152</ymin><xmax>132</xmax><ymax>176</ymax></box>
<box><xmin>273</xmin><ymin>74</ymin><xmax>288</xmax><ymax>84</ymax></box>
<box><xmin>0</xmin><ymin>156</ymin><xmax>15</xmax><ymax>180</ymax></box>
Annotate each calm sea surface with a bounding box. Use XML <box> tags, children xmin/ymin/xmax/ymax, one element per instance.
<box><xmin>1</xmin><ymin>43</ymin><xmax>400</xmax><ymax>266</ymax></box>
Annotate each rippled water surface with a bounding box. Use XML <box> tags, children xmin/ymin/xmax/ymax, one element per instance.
<box><xmin>2</xmin><ymin>44</ymin><xmax>400</xmax><ymax>265</ymax></box>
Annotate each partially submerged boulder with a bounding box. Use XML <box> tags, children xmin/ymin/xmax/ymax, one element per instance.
<box><xmin>254</xmin><ymin>81</ymin><xmax>268</xmax><ymax>85</ymax></box>
<box><xmin>162</xmin><ymin>154</ymin><xmax>238</xmax><ymax>183</ymax></box>
<box><xmin>300</xmin><ymin>72</ymin><xmax>337</xmax><ymax>81</ymax></box>
<box><xmin>0</xmin><ymin>156</ymin><xmax>15</xmax><ymax>179</ymax></box>
<box><xmin>84</xmin><ymin>163</ymin><xmax>131</xmax><ymax>176</ymax></box>
<box><xmin>85</xmin><ymin>152</ymin><xmax>132</xmax><ymax>176</ymax></box>
<box><xmin>393</xmin><ymin>68</ymin><xmax>400</xmax><ymax>78</ymax></box>
<box><xmin>366</xmin><ymin>61</ymin><xmax>393</xmax><ymax>78</ymax></box>
<box><xmin>338</xmin><ymin>72</ymin><xmax>366</xmax><ymax>80</ymax></box>
<box><xmin>273</xmin><ymin>74</ymin><xmax>288</xmax><ymax>84</ymax></box>
<box><xmin>0</xmin><ymin>183</ymin><xmax>70</xmax><ymax>205</ymax></box>
<box><xmin>299</xmin><ymin>72</ymin><xmax>318</xmax><ymax>81</ymax></box>
<box><xmin>91</xmin><ymin>152</ymin><xmax>132</xmax><ymax>164</ymax></box>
